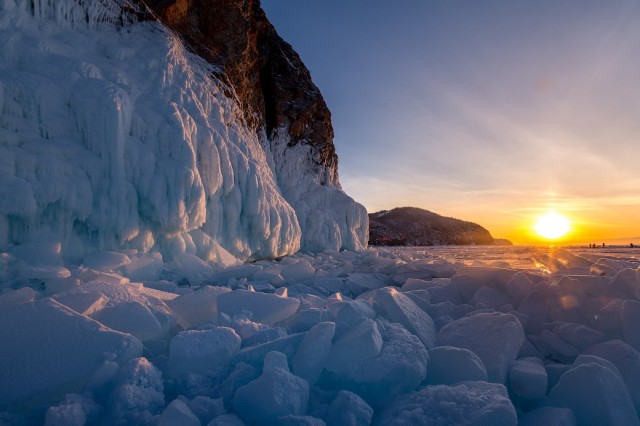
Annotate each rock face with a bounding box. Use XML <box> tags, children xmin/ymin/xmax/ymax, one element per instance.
<box><xmin>369</xmin><ymin>207</ymin><xmax>494</xmax><ymax>246</ymax></box>
<box><xmin>0</xmin><ymin>0</ymin><xmax>368</xmax><ymax>262</ymax></box>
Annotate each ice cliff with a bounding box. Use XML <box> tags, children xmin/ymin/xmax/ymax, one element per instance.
<box><xmin>0</xmin><ymin>0</ymin><xmax>368</xmax><ymax>262</ymax></box>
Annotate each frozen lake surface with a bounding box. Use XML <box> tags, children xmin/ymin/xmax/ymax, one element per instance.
<box><xmin>2</xmin><ymin>244</ymin><xmax>640</xmax><ymax>425</ymax></box>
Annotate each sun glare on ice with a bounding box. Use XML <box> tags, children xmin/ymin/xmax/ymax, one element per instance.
<box><xmin>533</xmin><ymin>212</ymin><xmax>571</xmax><ymax>240</ymax></box>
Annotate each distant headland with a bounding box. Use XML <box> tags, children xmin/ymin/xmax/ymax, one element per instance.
<box><xmin>368</xmin><ymin>207</ymin><xmax>511</xmax><ymax>246</ymax></box>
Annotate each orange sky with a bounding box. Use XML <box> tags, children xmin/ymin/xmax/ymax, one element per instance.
<box><xmin>431</xmin><ymin>199</ymin><xmax>639</xmax><ymax>246</ymax></box>
<box><xmin>341</xmin><ymin>179</ymin><xmax>640</xmax><ymax>245</ymax></box>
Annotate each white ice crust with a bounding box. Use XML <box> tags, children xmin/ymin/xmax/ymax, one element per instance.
<box><xmin>0</xmin><ymin>0</ymin><xmax>367</xmax><ymax>265</ymax></box>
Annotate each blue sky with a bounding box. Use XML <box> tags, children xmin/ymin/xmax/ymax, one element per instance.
<box><xmin>262</xmin><ymin>0</ymin><xmax>640</xmax><ymax>242</ymax></box>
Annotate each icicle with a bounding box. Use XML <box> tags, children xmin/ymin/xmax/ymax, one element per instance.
<box><xmin>3</xmin><ymin>0</ymin><xmax>136</xmax><ymax>30</ymax></box>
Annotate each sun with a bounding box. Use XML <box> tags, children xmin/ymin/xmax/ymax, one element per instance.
<box><xmin>534</xmin><ymin>211</ymin><xmax>571</xmax><ymax>240</ymax></box>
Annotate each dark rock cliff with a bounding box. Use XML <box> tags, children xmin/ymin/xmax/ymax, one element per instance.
<box><xmin>369</xmin><ymin>207</ymin><xmax>495</xmax><ymax>246</ymax></box>
<box><xmin>141</xmin><ymin>0</ymin><xmax>339</xmax><ymax>185</ymax></box>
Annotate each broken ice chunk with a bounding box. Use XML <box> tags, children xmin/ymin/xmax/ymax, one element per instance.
<box><xmin>208</xmin><ymin>414</ymin><xmax>246</xmax><ymax>425</ymax></box>
<box><xmin>159</xmin><ymin>399</ymin><xmax>200</xmax><ymax>426</ymax></box>
<box><xmin>438</xmin><ymin>311</ymin><xmax>525</xmax><ymax>383</ymax></box>
<box><xmin>83</xmin><ymin>251</ymin><xmax>131</xmax><ymax>272</ymax></box>
<box><xmin>572</xmin><ymin>354</ymin><xmax>622</xmax><ymax>381</ymax></box>
<box><xmin>45</xmin><ymin>402</ymin><xmax>87</xmax><ymax>426</ymax></box>
<box><xmin>598</xmin><ymin>258</ymin><xmax>637</xmax><ymax>273</ymax></box>
<box><xmin>320</xmin><ymin>320</ymin><xmax>428</xmax><ymax>405</ymax></box>
<box><xmin>390</xmin><ymin>261</ymin><xmax>455</xmax><ymax>285</ymax></box>
<box><xmin>109</xmin><ymin>357</ymin><xmax>165</xmax><ymax>425</ymax></box>
<box><xmin>536</xmin><ymin>329</ymin><xmax>581</xmax><ymax>363</ymax></box>
<box><xmin>425</xmin><ymin>346</ymin><xmax>488</xmax><ymax>385</ymax></box>
<box><xmin>469</xmin><ymin>286</ymin><xmax>512</xmax><ymax>310</ymax></box>
<box><xmin>217</xmin><ymin>289</ymin><xmax>300</xmax><ymax>326</ymax></box>
<box><xmin>292</xmin><ymin>321</ymin><xmax>335</xmax><ymax>384</ymax></box>
<box><xmin>532</xmin><ymin>253</ymin><xmax>566</xmax><ymax>274</ymax></box>
<box><xmin>62</xmin><ymin>279</ymin><xmax>171</xmax><ymax>314</ymax></box>
<box><xmin>324</xmin><ymin>318</ymin><xmax>382</xmax><ymax>374</ymax></box>
<box><xmin>172</xmin><ymin>252</ymin><xmax>217</xmax><ymax>286</ymax></box>
<box><xmin>281</xmin><ymin>259</ymin><xmax>316</xmax><ymax>282</ymax></box>
<box><xmin>91</xmin><ymin>300</ymin><xmax>165</xmax><ymax>342</ymax></box>
<box><xmin>551</xmin><ymin>322</ymin><xmax>605</xmax><ymax>351</ymax></box>
<box><xmin>77</xmin><ymin>270</ymin><xmax>129</xmax><ymax>285</ymax></box>
<box><xmin>241</xmin><ymin>326</ymin><xmax>288</xmax><ymax>348</ymax></box>
<box><xmin>608</xmin><ymin>268</ymin><xmax>640</xmax><ymax>298</ymax></box>
<box><xmin>168</xmin><ymin>327</ymin><xmax>241</xmax><ymax>379</ymax></box>
<box><xmin>218</xmin><ymin>363</ymin><xmax>260</xmax><ymax>408</ymax></box>
<box><xmin>400</xmin><ymin>277</ymin><xmax>450</xmax><ymax>292</ymax></box>
<box><xmin>189</xmin><ymin>230</ymin><xmax>242</xmax><ymax>269</ymax></box>
<box><xmin>505</xmin><ymin>272</ymin><xmax>535</xmax><ymax>303</ymax></box>
<box><xmin>10</xmin><ymin>242</ymin><xmax>62</xmax><ymax>265</ymax></box>
<box><xmin>425</xmin><ymin>283</ymin><xmax>462</xmax><ymax>304</ymax></box>
<box><xmin>517</xmin><ymin>287</ymin><xmax>552</xmax><ymax>333</ymax></box>
<box><xmin>0</xmin><ymin>299</ymin><xmax>142</xmax><ymax>409</ymax></box>
<box><xmin>189</xmin><ymin>396</ymin><xmax>226</xmax><ymax>425</ymax></box>
<box><xmin>584</xmin><ymin>339</ymin><xmax>640</xmax><ymax>413</ymax></box>
<box><xmin>0</xmin><ymin>287</ymin><xmax>37</xmax><ymax>309</ymax></box>
<box><xmin>622</xmin><ymin>300</ymin><xmax>640</xmax><ymax>351</ymax></box>
<box><xmin>550</xmin><ymin>248</ymin><xmax>592</xmax><ymax>269</ymax></box>
<box><xmin>344</xmin><ymin>272</ymin><xmax>389</xmax><ymax>295</ymax></box>
<box><xmin>518</xmin><ymin>407</ymin><xmax>576</xmax><ymax>426</ymax></box>
<box><xmin>167</xmin><ymin>285</ymin><xmax>231</xmax><ymax>330</ymax></box>
<box><xmin>590</xmin><ymin>262</ymin><xmax>616</xmax><ymax>277</ymax></box>
<box><xmin>547</xmin><ymin>362</ymin><xmax>639</xmax><ymax>426</ymax></box>
<box><xmin>375</xmin><ymin>381</ymin><xmax>517</xmax><ymax>425</ymax></box>
<box><xmin>595</xmin><ymin>299</ymin><xmax>624</xmax><ymax>334</ymax></box>
<box><xmin>281</xmin><ymin>308</ymin><xmax>330</xmax><ymax>333</ymax></box>
<box><xmin>122</xmin><ymin>253</ymin><xmax>164</xmax><ymax>282</ymax></box>
<box><xmin>325</xmin><ymin>390</ymin><xmax>373</xmax><ymax>426</ymax></box>
<box><xmin>210</xmin><ymin>265</ymin><xmax>262</xmax><ymax>285</ymax></box>
<box><xmin>359</xmin><ymin>287</ymin><xmax>436</xmax><ymax>349</ymax></box>
<box><xmin>18</xmin><ymin>264</ymin><xmax>71</xmax><ymax>281</ymax></box>
<box><xmin>233</xmin><ymin>333</ymin><xmax>305</xmax><ymax>367</ymax></box>
<box><xmin>332</xmin><ymin>299</ymin><xmax>376</xmax><ymax>336</ymax></box>
<box><xmin>508</xmin><ymin>357</ymin><xmax>547</xmax><ymax>400</ymax></box>
<box><xmin>455</xmin><ymin>265</ymin><xmax>517</xmax><ymax>299</ymax></box>
<box><xmin>545</xmin><ymin>363</ymin><xmax>572</xmax><ymax>393</ymax></box>
<box><xmin>53</xmin><ymin>291</ymin><xmax>107</xmax><ymax>316</ymax></box>
<box><xmin>312</xmin><ymin>277</ymin><xmax>345</xmax><ymax>293</ymax></box>
<box><xmin>277</xmin><ymin>415</ymin><xmax>325</xmax><ymax>425</ymax></box>
<box><xmin>233</xmin><ymin>351</ymin><xmax>309</xmax><ymax>423</ymax></box>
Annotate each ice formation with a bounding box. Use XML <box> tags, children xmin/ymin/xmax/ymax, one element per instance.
<box><xmin>0</xmin><ymin>0</ymin><xmax>367</xmax><ymax>266</ymax></box>
<box><xmin>2</xmin><ymin>240</ymin><xmax>640</xmax><ymax>423</ymax></box>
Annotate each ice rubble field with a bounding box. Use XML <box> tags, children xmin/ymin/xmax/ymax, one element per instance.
<box><xmin>1</xmin><ymin>245</ymin><xmax>640</xmax><ymax>425</ymax></box>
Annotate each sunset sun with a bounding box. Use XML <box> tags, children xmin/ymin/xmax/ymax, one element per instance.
<box><xmin>533</xmin><ymin>212</ymin><xmax>571</xmax><ymax>240</ymax></box>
